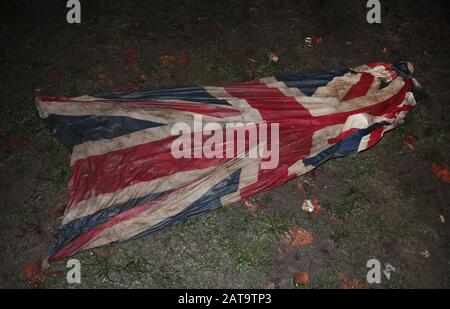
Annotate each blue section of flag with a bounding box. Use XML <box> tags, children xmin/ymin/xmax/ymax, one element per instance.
<box><xmin>275</xmin><ymin>69</ymin><xmax>348</xmax><ymax>96</ymax></box>
<box><xmin>96</xmin><ymin>86</ymin><xmax>231</xmax><ymax>106</ymax></box>
<box><xmin>44</xmin><ymin>114</ymin><xmax>165</xmax><ymax>147</ymax></box>
<box><xmin>51</xmin><ymin>190</ymin><xmax>171</xmax><ymax>257</ymax></box>
<box><xmin>303</xmin><ymin>122</ymin><xmax>388</xmax><ymax>167</ymax></box>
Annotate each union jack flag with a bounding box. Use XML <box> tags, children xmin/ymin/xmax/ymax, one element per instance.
<box><xmin>36</xmin><ymin>62</ymin><xmax>419</xmax><ymax>261</ymax></box>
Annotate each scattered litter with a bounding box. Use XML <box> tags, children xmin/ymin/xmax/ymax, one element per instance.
<box><xmin>403</xmin><ymin>134</ymin><xmax>417</xmax><ymax>152</ymax></box>
<box><xmin>267</xmin><ymin>52</ymin><xmax>278</xmax><ymax>63</ymax></box>
<box><xmin>338</xmin><ymin>273</ymin><xmax>364</xmax><ymax>289</ymax></box>
<box><xmin>304</xmin><ymin>37</ymin><xmax>313</xmax><ymax>47</ymax></box>
<box><xmin>41</xmin><ymin>257</ymin><xmax>50</xmax><ymax>272</ymax></box>
<box><xmin>243</xmin><ymin>197</ymin><xmax>259</xmax><ymax>213</ymax></box>
<box><xmin>439</xmin><ymin>209</ymin><xmax>445</xmax><ymax>223</ymax></box>
<box><xmin>293</xmin><ymin>272</ymin><xmax>309</xmax><ymax>286</ymax></box>
<box><xmin>295</xmin><ymin>171</ymin><xmax>317</xmax><ymax>193</ymax></box>
<box><xmin>50</xmin><ymin>202</ymin><xmax>66</xmax><ymax>219</ymax></box>
<box><xmin>265</xmin><ymin>282</ymin><xmax>275</xmax><ymax>289</ymax></box>
<box><xmin>294</xmin><ymin>181</ymin><xmax>306</xmax><ymax>194</ymax></box>
<box><xmin>301</xmin><ymin>197</ymin><xmax>321</xmax><ymax>214</ymax></box>
<box><xmin>421</xmin><ymin>250</ymin><xmax>431</xmax><ymax>258</ymax></box>
<box><xmin>432</xmin><ymin>163</ymin><xmax>450</xmax><ymax>184</ymax></box>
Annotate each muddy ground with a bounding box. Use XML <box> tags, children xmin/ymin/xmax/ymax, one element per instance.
<box><xmin>0</xmin><ymin>0</ymin><xmax>449</xmax><ymax>288</ymax></box>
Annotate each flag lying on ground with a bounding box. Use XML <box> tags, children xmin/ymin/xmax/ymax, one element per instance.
<box><xmin>37</xmin><ymin>62</ymin><xmax>420</xmax><ymax>261</ymax></box>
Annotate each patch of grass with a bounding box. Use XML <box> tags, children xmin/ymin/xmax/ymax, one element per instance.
<box><xmin>389</xmin><ymin>218</ymin><xmax>413</xmax><ymax>240</ymax></box>
<box><xmin>333</xmin><ymin>187</ymin><xmax>368</xmax><ymax>219</ymax></box>
<box><xmin>330</xmin><ymin>225</ymin><xmax>351</xmax><ymax>248</ymax></box>
<box><xmin>227</xmin><ymin>213</ymin><xmax>285</xmax><ymax>272</ymax></box>
<box><xmin>140</xmin><ymin>62</ymin><xmax>165</xmax><ymax>80</ymax></box>
<box><xmin>255</xmin><ymin>59</ymin><xmax>305</xmax><ymax>78</ymax></box>
<box><xmin>113</xmin><ymin>254</ymin><xmax>150</xmax><ymax>274</ymax></box>
<box><xmin>348</xmin><ymin>154</ymin><xmax>380</xmax><ymax>180</ymax></box>
<box><xmin>364</xmin><ymin>214</ymin><xmax>387</xmax><ymax>241</ymax></box>
<box><xmin>189</xmin><ymin>60</ymin><xmax>244</xmax><ymax>82</ymax></box>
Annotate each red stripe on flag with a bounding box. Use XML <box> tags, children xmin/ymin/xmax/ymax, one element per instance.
<box><xmin>68</xmin><ymin>134</ymin><xmax>232</xmax><ymax>207</ymax></box>
<box><xmin>328</xmin><ymin>128</ymin><xmax>360</xmax><ymax>144</ymax></box>
<box><xmin>342</xmin><ymin>73</ymin><xmax>374</xmax><ymax>101</ymax></box>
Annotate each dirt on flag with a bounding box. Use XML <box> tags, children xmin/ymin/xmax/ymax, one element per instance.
<box><xmin>36</xmin><ymin>62</ymin><xmax>421</xmax><ymax>261</ymax></box>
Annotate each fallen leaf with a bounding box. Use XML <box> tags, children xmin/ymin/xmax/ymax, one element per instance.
<box><xmin>176</xmin><ymin>54</ymin><xmax>189</xmax><ymax>65</ymax></box>
<box><xmin>432</xmin><ymin>163</ymin><xmax>450</xmax><ymax>183</ymax></box>
<box><xmin>4</xmin><ymin>136</ymin><xmax>31</xmax><ymax>150</ymax></box>
<box><xmin>161</xmin><ymin>55</ymin><xmax>177</xmax><ymax>68</ymax></box>
<box><xmin>310</xmin><ymin>197</ymin><xmax>322</xmax><ymax>214</ymax></box>
<box><xmin>93</xmin><ymin>247</ymin><xmax>111</xmax><ymax>257</ymax></box>
<box><xmin>122</xmin><ymin>47</ymin><xmax>138</xmax><ymax>64</ymax></box>
<box><xmin>24</xmin><ymin>260</ymin><xmax>40</xmax><ymax>279</ymax></box>
<box><xmin>403</xmin><ymin>134</ymin><xmax>417</xmax><ymax>152</ymax></box>
<box><xmin>293</xmin><ymin>272</ymin><xmax>309</xmax><ymax>286</ymax></box>
<box><xmin>127</xmin><ymin>82</ymin><xmax>138</xmax><ymax>91</ymax></box>
<box><xmin>290</xmin><ymin>225</ymin><xmax>314</xmax><ymax>246</ymax></box>
<box><xmin>24</xmin><ymin>260</ymin><xmax>46</xmax><ymax>288</ymax></box>
<box><xmin>338</xmin><ymin>274</ymin><xmax>364</xmax><ymax>289</ymax></box>
<box><xmin>282</xmin><ymin>225</ymin><xmax>313</xmax><ymax>253</ymax></box>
